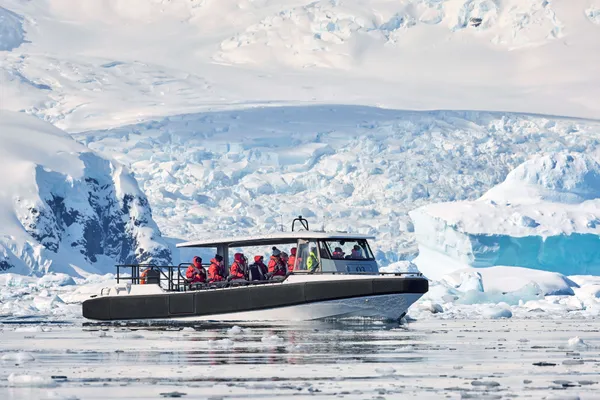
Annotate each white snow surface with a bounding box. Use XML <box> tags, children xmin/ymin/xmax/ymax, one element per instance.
<box><xmin>0</xmin><ymin>111</ymin><xmax>170</xmax><ymax>276</ymax></box>
<box><xmin>1</xmin><ymin>0</ymin><xmax>600</xmax><ymax>130</ymax></box>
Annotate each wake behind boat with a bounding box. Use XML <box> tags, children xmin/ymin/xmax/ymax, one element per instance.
<box><xmin>82</xmin><ymin>217</ymin><xmax>428</xmax><ymax>322</ymax></box>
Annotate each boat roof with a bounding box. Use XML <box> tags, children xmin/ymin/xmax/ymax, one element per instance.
<box><xmin>176</xmin><ymin>231</ymin><xmax>376</xmax><ymax>248</ymax></box>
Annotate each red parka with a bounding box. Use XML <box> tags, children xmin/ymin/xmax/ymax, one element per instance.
<box><xmin>268</xmin><ymin>255</ymin><xmax>286</xmax><ymax>277</ymax></box>
<box><xmin>229</xmin><ymin>253</ymin><xmax>246</xmax><ymax>280</ymax></box>
<box><xmin>208</xmin><ymin>258</ymin><xmax>226</xmax><ymax>282</ymax></box>
<box><xmin>186</xmin><ymin>257</ymin><xmax>206</xmax><ymax>283</ymax></box>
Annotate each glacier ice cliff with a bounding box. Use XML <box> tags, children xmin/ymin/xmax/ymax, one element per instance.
<box><xmin>0</xmin><ymin>111</ymin><xmax>171</xmax><ymax>277</ymax></box>
<box><xmin>411</xmin><ymin>153</ymin><xmax>600</xmax><ymax>279</ymax></box>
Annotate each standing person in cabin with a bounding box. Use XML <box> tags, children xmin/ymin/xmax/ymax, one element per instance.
<box><xmin>307</xmin><ymin>246</ymin><xmax>319</xmax><ymax>272</ymax></box>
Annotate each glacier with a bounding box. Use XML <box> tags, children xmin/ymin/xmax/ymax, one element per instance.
<box><xmin>411</xmin><ymin>153</ymin><xmax>600</xmax><ymax>279</ymax></box>
<box><xmin>0</xmin><ymin>111</ymin><xmax>171</xmax><ymax>277</ymax></box>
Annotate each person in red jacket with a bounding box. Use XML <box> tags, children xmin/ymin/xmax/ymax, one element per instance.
<box><xmin>229</xmin><ymin>253</ymin><xmax>247</xmax><ymax>280</ymax></box>
<box><xmin>186</xmin><ymin>256</ymin><xmax>206</xmax><ymax>284</ymax></box>
<box><xmin>287</xmin><ymin>247</ymin><xmax>297</xmax><ymax>272</ymax></box>
<box><xmin>268</xmin><ymin>247</ymin><xmax>287</xmax><ymax>277</ymax></box>
<box><xmin>208</xmin><ymin>254</ymin><xmax>226</xmax><ymax>282</ymax></box>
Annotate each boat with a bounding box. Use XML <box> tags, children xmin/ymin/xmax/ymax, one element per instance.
<box><xmin>82</xmin><ymin>217</ymin><xmax>428</xmax><ymax>321</ymax></box>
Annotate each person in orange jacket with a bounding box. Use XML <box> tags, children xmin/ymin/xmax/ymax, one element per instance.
<box><xmin>287</xmin><ymin>247</ymin><xmax>297</xmax><ymax>272</ymax></box>
<box><xmin>208</xmin><ymin>254</ymin><xmax>226</xmax><ymax>282</ymax></box>
<box><xmin>268</xmin><ymin>247</ymin><xmax>287</xmax><ymax>277</ymax></box>
<box><xmin>229</xmin><ymin>253</ymin><xmax>247</xmax><ymax>280</ymax></box>
<box><xmin>186</xmin><ymin>256</ymin><xmax>206</xmax><ymax>284</ymax></box>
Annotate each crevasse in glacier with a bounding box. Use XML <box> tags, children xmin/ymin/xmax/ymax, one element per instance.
<box><xmin>410</xmin><ymin>153</ymin><xmax>600</xmax><ymax>279</ymax></box>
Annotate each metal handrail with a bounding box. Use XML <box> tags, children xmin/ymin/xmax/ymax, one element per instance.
<box><xmin>116</xmin><ymin>264</ymin><xmax>204</xmax><ymax>292</ymax></box>
<box><xmin>115</xmin><ymin>264</ymin><xmax>423</xmax><ymax>292</ymax></box>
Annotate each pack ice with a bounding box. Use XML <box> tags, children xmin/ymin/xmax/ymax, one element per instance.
<box><xmin>411</xmin><ymin>153</ymin><xmax>600</xmax><ymax>280</ymax></box>
<box><xmin>0</xmin><ymin>111</ymin><xmax>171</xmax><ymax>277</ymax></box>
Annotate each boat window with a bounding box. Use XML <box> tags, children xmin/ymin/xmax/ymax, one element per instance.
<box><xmin>321</xmin><ymin>239</ymin><xmax>374</xmax><ymax>260</ymax></box>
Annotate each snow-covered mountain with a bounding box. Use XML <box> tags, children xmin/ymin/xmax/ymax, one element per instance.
<box><xmin>1</xmin><ymin>0</ymin><xmax>600</xmax><ymax>273</ymax></box>
<box><xmin>0</xmin><ymin>111</ymin><xmax>171</xmax><ymax>277</ymax></box>
<box><xmin>411</xmin><ymin>153</ymin><xmax>600</xmax><ymax>279</ymax></box>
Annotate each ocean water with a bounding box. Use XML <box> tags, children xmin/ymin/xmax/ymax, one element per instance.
<box><xmin>0</xmin><ymin>319</ymin><xmax>598</xmax><ymax>399</ymax></box>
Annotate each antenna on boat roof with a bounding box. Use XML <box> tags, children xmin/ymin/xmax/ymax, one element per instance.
<box><xmin>291</xmin><ymin>215</ymin><xmax>309</xmax><ymax>232</ymax></box>
<box><xmin>280</xmin><ymin>214</ymin><xmax>284</xmax><ymax>232</ymax></box>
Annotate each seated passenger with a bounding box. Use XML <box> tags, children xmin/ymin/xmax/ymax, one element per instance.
<box><xmin>268</xmin><ymin>247</ymin><xmax>287</xmax><ymax>277</ymax></box>
<box><xmin>287</xmin><ymin>248</ymin><xmax>297</xmax><ymax>272</ymax></box>
<box><xmin>307</xmin><ymin>247</ymin><xmax>319</xmax><ymax>272</ymax></box>
<box><xmin>229</xmin><ymin>253</ymin><xmax>247</xmax><ymax>281</ymax></box>
<box><xmin>248</xmin><ymin>255</ymin><xmax>268</xmax><ymax>281</ymax></box>
<box><xmin>281</xmin><ymin>252</ymin><xmax>289</xmax><ymax>269</ymax></box>
<box><xmin>351</xmin><ymin>245</ymin><xmax>363</xmax><ymax>259</ymax></box>
<box><xmin>208</xmin><ymin>254</ymin><xmax>227</xmax><ymax>282</ymax></box>
<box><xmin>332</xmin><ymin>247</ymin><xmax>345</xmax><ymax>259</ymax></box>
<box><xmin>186</xmin><ymin>256</ymin><xmax>207</xmax><ymax>284</ymax></box>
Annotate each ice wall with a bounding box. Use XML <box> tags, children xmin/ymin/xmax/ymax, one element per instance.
<box><xmin>411</xmin><ymin>153</ymin><xmax>600</xmax><ymax>279</ymax></box>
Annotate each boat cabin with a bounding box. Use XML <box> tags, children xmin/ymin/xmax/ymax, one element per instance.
<box><xmin>177</xmin><ymin>231</ymin><xmax>378</xmax><ymax>274</ymax></box>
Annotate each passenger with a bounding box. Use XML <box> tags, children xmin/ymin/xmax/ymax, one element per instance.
<box><xmin>268</xmin><ymin>247</ymin><xmax>287</xmax><ymax>277</ymax></box>
<box><xmin>141</xmin><ymin>267</ymin><xmax>159</xmax><ymax>284</ymax></box>
<box><xmin>351</xmin><ymin>245</ymin><xmax>363</xmax><ymax>259</ymax></box>
<box><xmin>332</xmin><ymin>247</ymin><xmax>345</xmax><ymax>259</ymax></box>
<box><xmin>186</xmin><ymin>256</ymin><xmax>207</xmax><ymax>284</ymax></box>
<box><xmin>208</xmin><ymin>254</ymin><xmax>227</xmax><ymax>282</ymax></box>
<box><xmin>140</xmin><ymin>266</ymin><xmax>149</xmax><ymax>285</ymax></box>
<box><xmin>229</xmin><ymin>253</ymin><xmax>247</xmax><ymax>280</ymax></box>
<box><xmin>255</xmin><ymin>255</ymin><xmax>269</xmax><ymax>276</ymax></box>
<box><xmin>307</xmin><ymin>247</ymin><xmax>318</xmax><ymax>272</ymax></box>
<box><xmin>248</xmin><ymin>255</ymin><xmax>268</xmax><ymax>281</ymax></box>
<box><xmin>281</xmin><ymin>252</ymin><xmax>289</xmax><ymax>269</ymax></box>
<box><xmin>287</xmin><ymin>247</ymin><xmax>297</xmax><ymax>272</ymax></box>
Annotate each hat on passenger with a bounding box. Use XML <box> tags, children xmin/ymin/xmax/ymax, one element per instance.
<box><xmin>254</xmin><ymin>255</ymin><xmax>263</xmax><ymax>263</ymax></box>
<box><xmin>290</xmin><ymin>247</ymin><xmax>297</xmax><ymax>256</ymax></box>
<box><xmin>214</xmin><ymin>254</ymin><xmax>223</xmax><ymax>262</ymax></box>
<box><xmin>272</xmin><ymin>247</ymin><xmax>281</xmax><ymax>257</ymax></box>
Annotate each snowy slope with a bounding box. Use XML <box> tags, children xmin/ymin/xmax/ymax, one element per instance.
<box><xmin>1</xmin><ymin>0</ymin><xmax>600</xmax><ymax>133</ymax></box>
<box><xmin>0</xmin><ymin>111</ymin><xmax>171</xmax><ymax>277</ymax></box>
<box><xmin>411</xmin><ymin>153</ymin><xmax>600</xmax><ymax>279</ymax></box>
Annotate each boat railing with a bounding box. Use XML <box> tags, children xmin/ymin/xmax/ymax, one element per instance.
<box><xmin>115</xmin><ymin>264</ymin><xmax>423</xmax><ymax>292</ymax></box>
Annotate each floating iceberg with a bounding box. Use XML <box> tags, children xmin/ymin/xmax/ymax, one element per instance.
<box><xmin>411</xmin><ymin>153</ymin><xmax>600</xmax><ymax>279</ymax></box>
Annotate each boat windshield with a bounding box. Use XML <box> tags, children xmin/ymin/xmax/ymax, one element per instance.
<box><xmin>321</xmin><ymin>239</ymin><xmax>374</xmax><ymax>260</ymax></box>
